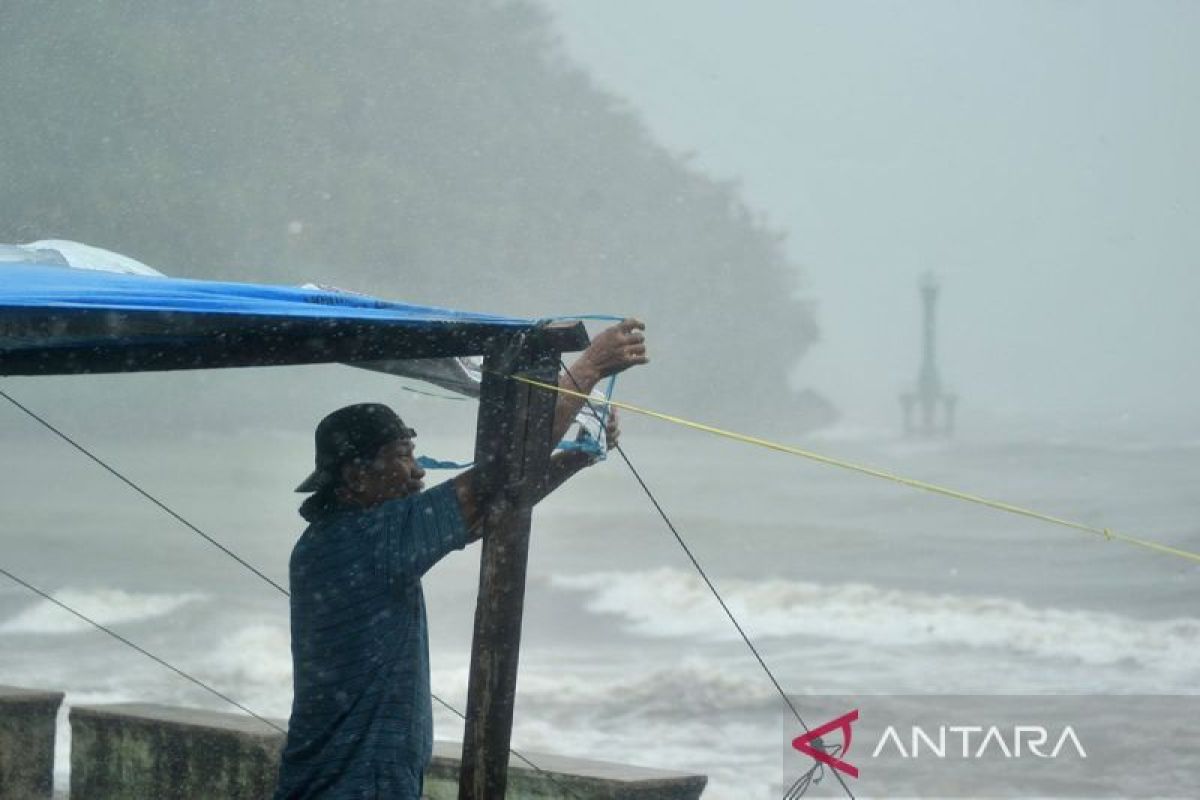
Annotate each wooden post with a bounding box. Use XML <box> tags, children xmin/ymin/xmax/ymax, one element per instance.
<box><xmin>458</xmin><ymin>331</ymin><xmax>560</xmax><ymax>799</ymax></box>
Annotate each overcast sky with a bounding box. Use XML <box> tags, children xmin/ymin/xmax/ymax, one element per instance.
<box><xmin>550</xmin><ymin>1</ymin><xmax>1199</xmax><ymax>437</ymax></box>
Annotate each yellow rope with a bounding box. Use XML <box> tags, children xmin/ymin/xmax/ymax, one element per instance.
<box><xmin>515</xmin><ymin>375</ymin><xmax>1200</xmax><ymax>566</ymax></box>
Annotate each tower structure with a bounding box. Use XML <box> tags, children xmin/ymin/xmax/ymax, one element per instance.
<box><xmin>900</xmin><ymin>272</ymin><xmax>956</xmax><ymax>436</ymax></box>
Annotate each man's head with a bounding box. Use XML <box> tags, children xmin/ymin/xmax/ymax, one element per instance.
<box><xmin>296</xmin><ymin>403</ymin><xmax>426</xmax><ymax>507</ymax></box>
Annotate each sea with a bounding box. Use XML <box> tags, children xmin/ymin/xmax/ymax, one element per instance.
<box><xmin>2</xmin><ymin>389</ymin><xmax>1197</xmax><ymax>798</ymax></box>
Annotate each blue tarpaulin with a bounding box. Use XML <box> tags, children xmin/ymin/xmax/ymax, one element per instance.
<box><xmin>0</xmin><ymin>263</ymin><xmax>531</xmax><ymax>326</ymax></box>
<box><xmin>0</xmin><ymin>262</ymin><xmax>587</xmax><ymax>376</ymax></box>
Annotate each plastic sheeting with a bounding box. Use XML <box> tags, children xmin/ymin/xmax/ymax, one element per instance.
<box><xmin>0</xmin><ymin>262</ymin><xmax>532</xmax><ymax>327</ymax></box>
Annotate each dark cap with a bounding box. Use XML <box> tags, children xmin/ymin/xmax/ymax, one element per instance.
<box><xmin>295</xmin><ymin>403</ymin><xmax>416</xmax><ymax>492</ymax></box>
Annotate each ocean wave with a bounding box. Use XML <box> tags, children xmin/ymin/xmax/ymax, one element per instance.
<box><xmin>198</xmin><ymin>623</ymin><xmax>293</xmax><ymax>717</ymax></box>
<box><xmin>201</xmin><ymin>623</ymin><xmax>292</xmax><ymax>685</ymax></box>
<box><xmin>518</xmin><ymin>659</ymin><xmax>778</xmax><ymax>719</ymax></box>
<box><xmin>0</xmin><ymin>588</ymin><xmax>206</xmax><ymax>634</ymax></box>
<box><xmin>550</xmin><ymin>569</ymin><xmax>1200</xmax><ymax>672</ymax></box>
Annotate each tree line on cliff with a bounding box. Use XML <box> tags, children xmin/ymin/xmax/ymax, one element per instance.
<box><xmin>1</xmin><ymin>0</ymin><xmax>823</xmax><ymax>429</ymax></box>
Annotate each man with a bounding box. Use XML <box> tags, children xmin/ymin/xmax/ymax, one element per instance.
<box><xmin>273</xmin><ymin>319</ymin><xmax>647</xmax><ymax>799</ymax></box>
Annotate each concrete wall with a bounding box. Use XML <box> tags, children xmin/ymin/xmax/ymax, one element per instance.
<box><xmin>66</xmin><ymin>702</ymin><xmax>706</xmax><ymax>799</ymax></box>
<box><xmin>69</xmin><ymin>704</ymin><xmax>283</xmax><ymax>800</ymax></box>
<box><xmin>0</xmin><ymin>685</ymin><xmax>64</xmax><ymax>800</ymax></box>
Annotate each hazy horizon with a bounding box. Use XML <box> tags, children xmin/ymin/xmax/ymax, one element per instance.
<box><xmin>551</xmin><ymin>1</ymin><xmax>1200</xmax><ymax>437</ymax></box>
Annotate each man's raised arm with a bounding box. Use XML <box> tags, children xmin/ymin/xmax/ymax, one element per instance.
<box><xmin>454</xmin><ymin>319</ymin><xmax>647</xmax><ymax>533</ymax></box>
<box><xmin>550</xmin><ymin>318</ymin><xmax>646</xmax><ymax>443</ymax></box>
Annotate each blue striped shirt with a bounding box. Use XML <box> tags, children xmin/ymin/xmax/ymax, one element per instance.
<box><xmin>274</xmin><ymin>481</ymin><xmax>468</xmax><ymax>799</ymax></box>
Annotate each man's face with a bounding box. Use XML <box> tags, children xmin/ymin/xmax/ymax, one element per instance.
<box><xmin>343</xmin><ymin>437</ymin><xmax>426</xmax><ymax>506</ymax></box>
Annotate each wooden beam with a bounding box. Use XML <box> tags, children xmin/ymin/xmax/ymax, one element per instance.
<box><xmin>0</xmin><ymin>313</ymin><xmax>588</xmax><ymax>376</ymax></box>
<box><xmin>458</xmin><ymin>330</ymin><xmax>561</xmax><ymax>799</ymax></box>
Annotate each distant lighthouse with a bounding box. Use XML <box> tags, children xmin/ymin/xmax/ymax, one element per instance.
<box><xmin>900</xmin><ymin>272</ymin><xmax>956</xmax><ymax>436</ymax></box>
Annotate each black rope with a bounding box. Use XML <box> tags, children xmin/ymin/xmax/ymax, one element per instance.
<box><xmin>0</xmin><ymin>388</ymin><xmax>288</xmax><ymax>596</ymax></box>
<box><xmin>557</xmin><ymin>362</ymin><xmax>852</xmax><ymax>800</ymax></box>
<box><xmin>0</xmin><ymin>385</ymin><xmax>582</xmax><ymax>796</ymax></box>
<box><xmin>0</xmin><ymin>564</ymin><xmax>284</xmax><ymax>734</ymax></box>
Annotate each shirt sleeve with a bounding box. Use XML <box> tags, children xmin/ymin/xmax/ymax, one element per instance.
<box><xmin>381</xmin><ymin>480</ymin><xmax>469</xmax><ymax>584</ymax></box>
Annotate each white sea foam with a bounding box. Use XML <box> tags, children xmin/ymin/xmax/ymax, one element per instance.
<box><xmin>512</xmin><ymin>712</ymin><xmax>771</xmax><ymax>800</ymax></box>
<box><xmin>199</xmin><ymin>622</ymin><xmax>294</xmax><ymax>717</ymax></box>
<box><xmin>0</xmin><ymin>588</ymin><xmax>205</xmax><ymax>634</ymax></box>
<box><xmin>430</xmin><ymin>657</ymin><xmax>780</xmax><ymax>800</ymax></box>
<box><xmin>550</xmin><ymin>569</ymin><xmax>1200</xmax><ymax>673</ymax></box>
<box><xmin>519</xmin><ymin>658</ymin><xmax>776</xmax><ymax>718</ymax></box>
<box><xmin>202</xmin><ymin>623</ymin><xmax>292</xmax><ymax>684</ymax></box>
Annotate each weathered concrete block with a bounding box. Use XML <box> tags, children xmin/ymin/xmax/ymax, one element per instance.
<box><xmin>0</xmin><ymin>685</ymin><xmax>64</xmax><ymax>800</ymax></box>
<box><xmin>67</xmin><ymin>702</ymin><xmax>706</xmax><ymax>799</ymax></box>
<box><xmin>425</xmin><ymin>741</ymin><xmax>707</xmax><ymax>800</ymax></box>
<box><xmin>69</xmin><ymin>703</ymin><xmax>284</xmax><ymax>800</ymax></box>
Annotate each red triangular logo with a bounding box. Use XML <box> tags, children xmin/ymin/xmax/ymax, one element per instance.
<box><xmin>792</xmin><ymin>709</ymin><xmax>860</xmax><ymax>779</ymax></box>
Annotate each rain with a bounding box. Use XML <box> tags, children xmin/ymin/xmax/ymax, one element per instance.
<box><xmin>2</xmin><ymin>2</ymin><xmax>1198</xmax><ymax>798</ymax></box>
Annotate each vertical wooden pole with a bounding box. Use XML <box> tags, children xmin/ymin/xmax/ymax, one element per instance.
<box><xmin>458</xmin><ymin>332</ymin><xmax>559</xmax><ymax>800</ymax></box>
